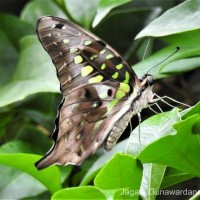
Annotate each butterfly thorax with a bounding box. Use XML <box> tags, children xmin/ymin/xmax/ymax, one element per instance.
<box><xmin>131</xmin><ymin>74</ymin><xmax>154</xmax><ymax>113</ymax></box>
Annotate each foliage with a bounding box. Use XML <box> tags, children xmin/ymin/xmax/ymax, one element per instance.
<box><xmin>0</xmin><ymin>0</ymin><xmax>199</xmax><ymax>199</ymax></box>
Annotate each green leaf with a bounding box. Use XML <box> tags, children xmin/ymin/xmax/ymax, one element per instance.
<box><xmin>0</xmin><ymin>13</ymin><xmax>34</xmax><ymax>50</ymax></box>
<box><xmin>51</xmin><ymin>186</ymin><xmax>106</xmax><ymax>199</ymax></box>
<box><xmin>133</xmin><ymin>30</ymin><xmax>200</xmax><ymax>78</ymax></box>
<box><xmin>126</xmin><ymin>108</ymin><xmax>180</xmax><ymax>156</ymax></box>
<box><xmin>126</xmin><ymin>108</ymin><xmax>193</xmax><ymax>199</ymax></box>
<box><xmin>161</xmin><ymin>167</ymin><xmax>195</xmax><ymax>189</ymax></box>
<box><xmin>20</xmin><ymin>0</ymin><xmax>67</xmax><ymax>26</ymax></box>
<box><xmin>160</xmin><ymin>57</ymin><xmax>200</xmax><ymax>75</ymax></box>
<box><xmin>64</xmin><ymin>0</ymin><xmax>99</xmax><ymax>29</ymax></box>
<box><xmin>15</xmin><ymin>124</ymin><xmax>53</xmax><ymax>154</ymax></box>
<box><xmin>0</xmin><ymin>165</ymin><xmax>46</xmax><ymax>199</ymax></box>
<box><xmin>189</xmin><ymin>190</ymin><xmax>200</xmax><ymax>200</ymax></box>
<box><xmin>81</xmin><ymin>140</ymin><xmax>127</xmax><ymax>186</ymax></box>
<box><xmin>140</xmin><ymin>164</ymin><xmax>166</xmax><ymax>200</ymax></box>
<box><xmin>94</xmin><ymin>8</ymin><xmax>159</xmax><ymax>55</ymax></box>
<box><xmin>92</xmin><ymin>0</ymin><xmax>132</xmax><ymax>27</ymax></box>
<box><xmin>0</xmin><ymin>111</ymin><xmax>14</xmax><ymax>139</ymax></box>
<box><xmin>136</xmin><ymin>0</ymin><xmax>200</xmax><ymax>39</ymax></box>
<box><xmin>138</xmin><ymin>114</ymin><xmax>200</xmax><ymax>177</ymax></box>
<box><xmin>0</xmin><ymin>140</ymin><xmax>40</xmax><ymax>154</ymax></box>
<box><xmin>94</xmin><ymin>153</ymin><xmax>142</xmax><ymax>199</ymax></box>
<box><xmin>133</xmin><ymin>1</ymin><xmax>200</xmax><ymax>79</ymax></box>
<box><xmin>182</xmin><ymin>101</ymin><xmax>200</xmax><ymax>120</ymax></box>
<box><xmin>0</xmin><ymin>36</ymin><xmax>59</xmax><ymax>108</ymax></box>
<box><xmin>0</xmin><ymin>154</ymin><xmax>61</xmax><ymax>194</ymax></box>
<box><xmin>0</xmin><ymin>30</ymin><xmax>18</xmax><ymax>86</ymax></box>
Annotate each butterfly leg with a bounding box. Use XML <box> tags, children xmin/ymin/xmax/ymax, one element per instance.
<box><xmin>148</xmin><ymin>105</ymin><xmax>158</xmax><ymax>114</ymax></box>
<box><xmin>148</xmin><ymin>102</ymin><xmax>163</xmax><ymax>113</ymax></box>
<box><xmin>151</xmin><ymin>93</ymin><xmax>176</xmax><ymax>108</ymax></box>
<box><xmin>153</xmin><ymin>93</ymin><xmax>190</xmax><ymax>108</ymax></box>
<box><xmin>137</xmin><ymin>112</ymin><xmax>142</xmax><ymax>146</ymax></box>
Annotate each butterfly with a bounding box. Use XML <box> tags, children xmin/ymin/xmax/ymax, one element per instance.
<box><xmin>35</xmin><ymin>16</ymin><xmax>155</xmax><ymax>170</ymax></box>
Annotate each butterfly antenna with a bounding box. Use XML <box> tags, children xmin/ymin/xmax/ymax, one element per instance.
<box><xmin>142</xmin><ymin>38</ymin><xmax>151</xmax><ymax>75</ymax></box>
<box><xmin>146</xmin><ymin>47</ymin><xmax>180</xmax><ymax>75</ymax></box>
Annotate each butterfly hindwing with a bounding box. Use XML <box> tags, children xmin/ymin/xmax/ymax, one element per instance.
<box><xmin>35</xmin><ymin>16</ymin><xmax>143</xmax><ymax>169</ymax></box>
<box><xmin>35</xmin><ymin>82</ymin><xmax>132</xmax><ymax>169</ymax></box>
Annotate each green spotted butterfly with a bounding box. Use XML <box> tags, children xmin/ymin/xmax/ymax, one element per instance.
<box><xmin>35</xmin><ymin>16</ymin><xmax>155</xmax><ymax>170</ymax></box>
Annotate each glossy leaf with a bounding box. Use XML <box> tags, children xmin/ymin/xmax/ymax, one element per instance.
<box><xmin>161</xmin><ymin>168</ymin><xmax>195</xmax><ymax>189</ymax></box>
<box><xmin>0</xmin><ymin>154</ymin><xmax>61</xmax><ymax>194</ymax></box>
<box><xmin>126</xmin><ymin>108</ymin><xmax>180</xmax><ymax>156</ymax></box>
<box><xmin>133</xmin><ymin>30</ymin><xmax>200</xmax><ymax>78</ymax></box>
<box><xmin>136</xmin><ymin>0</ymin><xmax>200</xmax><ymax>39</ymax></box>
<box><xmin>15</xmin><ymin>124</ymin><xmax>53</xmax><ymax>154</ymax></box>
<box><xmin>52</xmin><ymin>186</ymin><xmax>106</xmax><ymax>199</ymax></box>
<box><xmin>0</xmin><ymin>140</ymin><xmax>40</xmax><ymax>154</ymax></box>
<box><xmin>0</xmin><ymin>30</ymin><xmax>18</xmax><ymax>86</ymax></box>
<box><xmin>80</xmin><ymin>140</ymin><xmax>127</xmax><ymax>186</ymax></box>
<box><xmin>0</xmin><ymin>13</ymin><xmax>34</xmax><ymax>49</ymax></box>
<box><xmin>94</xmin><ymin>153</ymin><xmax>142</xmax><ymax>199</ymax></box>
<box><xmin>140</xmin><ymin>164</ymin><xmax>166</xmax><ymax>200</ymax></box>
<box><xmin>138</xmin><ymin>114</ymin><xmax>200</xmax><ymax>177</ymax></box>
<box><xmin>126</xmin><ymin>109</ymin><xmax>179</xmax><ymax>199</ymax></box>
<box><xmin>182</xmin><ymin>101</ymin><xmax>200</xmax><ymax>120</ymax></box>
<box><xmin>94</xmin><ymin>8</ymin><xmax>160</xmax><ymax>55</ymax></box>
<box><xmin>63</xmin><ymin>0</ymin><xmax>99</xmax><ymax>29</ymax></box>
<box><xmin>189</xmin><ymin>190</ymin><xmax>200</xmax><ymax>200</ymax></box>
<box><xmin>92</xmin><ymin>0</ymin><xmax>131</xmax><ymax>27</ymax></box>
<box><xmin>20</xmin><ymin>0</ymin><xmax>67</xmax><ymax>26</ymax></box>
<box><xmin>0</xmin><ymin>165</ymin><xmax>46</xmax><ymax>199</ymax></box>
<box><xmin>160</xmin><ymin>57</ymin><xmax>200</xmax><ymax>75</ymax></box>
<box><xmin>0</xmin><ymin>36</ymin><xmax>59</xmax><ymax>108</ymax></box>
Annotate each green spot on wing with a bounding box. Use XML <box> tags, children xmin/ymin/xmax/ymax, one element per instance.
<box><xmin>119</xmin><ymin>82</ymin><xmax>130</xmax><ymax>93</ymax></box>
<box><xmin>101</xmin><ymin>64</ymin><xmax>106</xmax><ymax>70</ymax></box>
<box><xmin>85</xmin><ymin>40</ymin><xmax>92</xmax><ymax>45</ymax></box>
<box><xmin>90</xmin><ymin>55</ymin><xmax>98</xmax><ymax>60</ymax></box>
<box><xmin>116</xmin><ymin>90</ymin><xmax>125</xmax><ymax>98</ymax></box>
<box><xmin>100</xmin><ymin>49</ymin><xmax>106</xmax><ymax>54</ymax></box>
<box><xmin>70</xmin><ymin>48</ymin><xmax>78</xmax><ymax>53</ymax></box>
<box><xmin>74</xmin><ymin>55</ymin><xmax>83</xmax><ymax>64</ymax></box>
<box><xmin>106</xmin><ymin>54</ymin><xmax>113</xmax><ymax>59</ymax></box>
<box><xmin>112</xmin><ymin>72</ymin><xmax>119</xmax><ymax>79</ymax></box>
<box><xmin>63</xmin><ymin>39</ymin><xmax>69</xmax><ymax>43</ymax></box>
<box><xmin>116</xmin><ymin>64</ymin><xmax>123</xmax><ymax>70</ymax></box>
<box><xmin>89</xmin><ymin>75</ymin><xmax>103</xmax><ymax>83</ymax></box>
<box><xmin>124</xmin><ymin>71</ymin><xmax>130</xmax><ymax>84</ymax></box>
<box><xmin>81</xmin><ymin>65</ymin><xmax>93</xmax><ymax>77</ymax></box>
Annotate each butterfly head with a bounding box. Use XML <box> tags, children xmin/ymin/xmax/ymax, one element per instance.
<box><xmin>140</xmin><ymin>74</ymin><xmax>154</xmax><ymax>89</ymax></box>
<box><xmin>130</xmin><ymin>74</ymin><xmax>154</xmax><ymax>113</ymax></box>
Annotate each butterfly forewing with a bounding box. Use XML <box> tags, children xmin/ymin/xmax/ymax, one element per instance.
<box><xmin>37</xmin><ymin>17</ymin><xmax>141</xmax><ymax>92</ymax></box>
<box><xmin>35</xmin><ymin>16</ymin><xmax>143</xmax><ymax>169</ymax></box>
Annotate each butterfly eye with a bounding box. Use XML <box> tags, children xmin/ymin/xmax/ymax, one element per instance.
<box><xmin>147</xmin><ymin>75</ymin><xmax>154</xmax><ymax>86</ymax></box>
<box><xmin>107</xmin><ymin>89</ymin><xmax>112</xmax><ymax>97</ymax></box>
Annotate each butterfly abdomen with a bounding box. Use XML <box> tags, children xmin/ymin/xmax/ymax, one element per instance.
<box><xmin>105</xmin><ymin>111</ymin><xmax>133</xmax><ymax>151</ymax></box>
